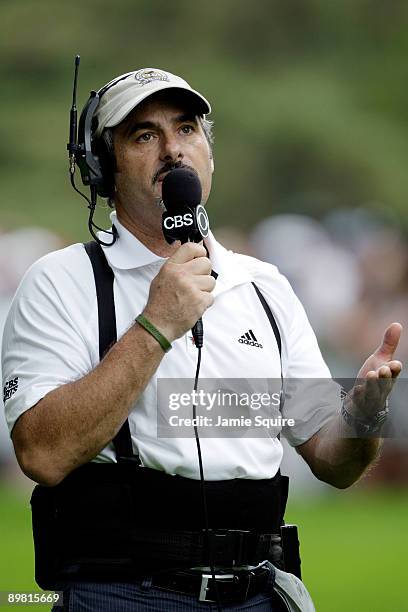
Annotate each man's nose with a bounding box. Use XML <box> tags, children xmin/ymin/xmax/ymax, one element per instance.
<box><xmin>159</xmin><ymin>134</ymin><xmax>183</xmax><ymax>162</ymax></box>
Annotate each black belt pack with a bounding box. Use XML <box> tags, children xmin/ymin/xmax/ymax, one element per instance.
<box><xmin>31</xmin><ymin>462</ymin><xmax>289</xmax><ymax>589</ymax></box>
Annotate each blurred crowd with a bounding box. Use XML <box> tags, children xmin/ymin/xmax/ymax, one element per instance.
<box><xmin>1</xmin><ymin>210</ymin><xmax>407</xmax><ymax>490</ymax></box>
<box><xmin>250</xmin><ymin>208</ymin><xmax>408</xmax><ymax>373</ymax></box>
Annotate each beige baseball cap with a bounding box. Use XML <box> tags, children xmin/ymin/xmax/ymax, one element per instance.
<box><xmin>94</xmin><ymin>68</ymin><xmax>211</xmax><ymax>137</ymax></box>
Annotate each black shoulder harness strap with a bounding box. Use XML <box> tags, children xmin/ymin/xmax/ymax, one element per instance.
<box><xmin>84</xmin><ymin>241</ymin><xmax>139</xmax><ymax>463</ymax></box>
<box><xmin>84</xmin><ymin>241</ymin><xmax>282</xmax><ymax>461</ymax></box>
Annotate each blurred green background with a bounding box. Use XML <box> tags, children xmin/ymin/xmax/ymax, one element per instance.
<box><xmin>1</xmin><ymin>1</ymin><xmax>408</xmax><ymax>610</ymax></box>
<box><xmin>3</xmin><ymin>0</ymin><xmax>408</xmax><ymax>236</ymax></box>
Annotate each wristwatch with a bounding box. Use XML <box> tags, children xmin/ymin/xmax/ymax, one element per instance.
<box><xmin>341</xmin><ymin>400</ymin><xmax>389</xmax><ymax>436</ymax></box>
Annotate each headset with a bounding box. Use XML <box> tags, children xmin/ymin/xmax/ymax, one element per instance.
<box><xmin>67</xmin><ymin>56</ymin><xmax>135</xmax><ymax>244</ymax></box>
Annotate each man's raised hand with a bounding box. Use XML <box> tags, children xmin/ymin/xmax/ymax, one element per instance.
<box><xmin>346</xmin><ymin>323</ymin><xmax>403</xmax><ymax>424</ymax></box>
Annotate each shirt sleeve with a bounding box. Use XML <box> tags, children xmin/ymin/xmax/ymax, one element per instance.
<box><xmin>1</xmin><ymin>247</ymin><xmax>97</xmax><ymax>435</ymax></box>
<box><xmin>278</xmin><ymin>291</ymin><xmax>342</xmax><ymax>446</ymax></box>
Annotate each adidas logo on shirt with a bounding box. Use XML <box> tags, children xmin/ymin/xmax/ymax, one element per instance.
<box><xmin>238</xmin><ymin>330</ymin><xmax>263</xmax><ymax>348</ymax></box>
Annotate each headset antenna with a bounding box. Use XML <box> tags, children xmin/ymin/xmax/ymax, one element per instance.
<box><xmin>67</xmin><ymin>54</ymin><xmax>80</xmax><ymax>174</ymax></box>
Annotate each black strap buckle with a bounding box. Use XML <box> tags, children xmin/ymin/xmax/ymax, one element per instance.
<box><xmin>199</xmin><ymin>573</ymin><xmax>235</xmax><ymax>602</ymax></box>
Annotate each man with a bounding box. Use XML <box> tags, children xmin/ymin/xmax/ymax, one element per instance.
<box><xmin>2</xmin><ymin>68</ymin><xmax>402</xmax><ymax>611</ymax></box>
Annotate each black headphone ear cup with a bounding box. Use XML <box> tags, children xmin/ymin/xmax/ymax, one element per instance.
<box><xmin>92</xmin><ymin>137</ymin><xmax>115</xmax><ymax>199</ymax></box>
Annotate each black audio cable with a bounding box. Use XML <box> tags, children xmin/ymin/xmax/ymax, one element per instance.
<box><xmin>192</xmin><ymin>347</ymin><xmax>222</xmax><ymax>611</ymax></box>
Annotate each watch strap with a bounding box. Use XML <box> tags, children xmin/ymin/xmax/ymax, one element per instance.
<box><xmin>341</xmin><ymin>400</ymin><xmax>389</xmax><ymax>435</ymax></box>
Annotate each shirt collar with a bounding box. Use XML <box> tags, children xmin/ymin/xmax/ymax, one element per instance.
<box><xmin>100</xmin><ymin>212</ymin><xmax>164</xmax><ymax>270</ymax></box>
<box><xmin>99</xmin><ymin>211</ymin><xmax>253</xmax><ymax>295</ymax></box>
<box><xmin>204</xmin><ymin>230</ymin><xmax>252</xmax><ymax>296</ymax></box>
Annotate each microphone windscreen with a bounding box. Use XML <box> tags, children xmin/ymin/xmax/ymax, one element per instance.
<box><xmin>162</xmin><ymin>167</ymin><xmax>202</xmax><ymax>212</ymax></box>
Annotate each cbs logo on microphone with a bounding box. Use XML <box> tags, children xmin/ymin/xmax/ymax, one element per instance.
<box><xmin>163</xmin><ymin>206</ymin><xmax>209</xmax><ymax>237</ymax></box>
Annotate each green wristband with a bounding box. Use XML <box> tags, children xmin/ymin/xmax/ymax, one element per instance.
<box><xmin>135</xmin><ymin>314</ymin><xmax>172</xmax><ymax>353</ymax></box>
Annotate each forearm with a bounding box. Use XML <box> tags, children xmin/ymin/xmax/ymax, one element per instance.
<box><xmin>298</xmin><ymin>415</ymin><xmax>383</xmax><ymax>489</ymax></box>
<box><xmin>12</xmin><ymin>322</ymin><xmax>164</xmax><ymax>485</ymax></box>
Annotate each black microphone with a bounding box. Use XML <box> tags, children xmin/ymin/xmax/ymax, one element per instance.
<box><xmin>162</xmin><ymin>167</ymin><xmax>202</xmax><ymax>213</ymax></box>
<box><xmin>161</xmin><ymin>168</ymin><xmax>209</xmax><ymax>244</ymax></box>
<box><xmin>161</xmin><ymin>168</ymin><xmax>210</xmax><ymax>348</ymax></box>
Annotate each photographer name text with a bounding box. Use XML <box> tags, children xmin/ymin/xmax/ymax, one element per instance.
<box><xmin>167</xmin><ymin>415</ymin><xmax>295</xmax><ymax>428</ymax></box>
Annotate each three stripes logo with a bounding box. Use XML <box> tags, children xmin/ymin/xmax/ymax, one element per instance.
<box><xmin>238</xmin><ymin>330</ymin><xmax>263</xmax><ymax>348</ymax></box>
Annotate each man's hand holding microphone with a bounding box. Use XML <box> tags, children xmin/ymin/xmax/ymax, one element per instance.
<box><xmin>143</xmin><ymin>241</ymin><xmax>215</xmax><ymax>344</ymax></box>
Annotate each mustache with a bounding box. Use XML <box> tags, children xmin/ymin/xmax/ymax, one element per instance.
<box><xmin>152</xmin><ymin>162</ymin><xmax>196</xmax><ymax>185</ymax></box>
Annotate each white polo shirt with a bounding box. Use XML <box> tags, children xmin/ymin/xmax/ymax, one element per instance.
<box><xmin>2</xmin><ymin>212</ymin><xmax>339</xmax><ymax>480</ymax></box>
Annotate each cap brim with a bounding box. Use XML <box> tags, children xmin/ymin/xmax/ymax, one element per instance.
<box><xmin>102</xmin><ymin>84</ymin><xmax>211</xmax><ymax>132</ymax></box>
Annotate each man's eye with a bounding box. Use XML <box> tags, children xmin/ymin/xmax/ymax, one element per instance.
<box><xmin>136</xmin><ymin>132</ymin><xmax>154</xmax><ymax>143</ymax></box>
<box><xmin>180</xmin><ymin>125</ymin><xmax>194</xmax><ymax>134</ymax></box>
